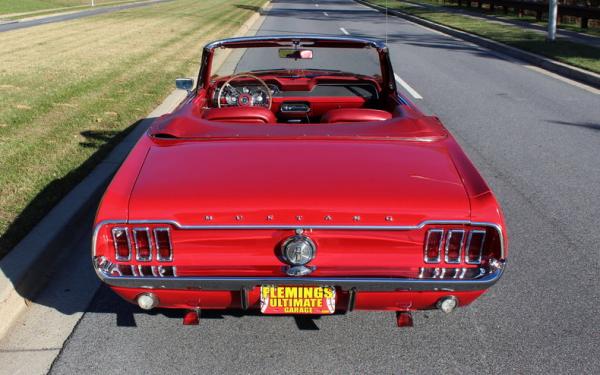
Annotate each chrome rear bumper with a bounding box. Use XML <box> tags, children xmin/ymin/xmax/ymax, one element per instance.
<box><xmin>95</xmin><ymin>259</ymin><xmax>505</xmax><ymax>292</ymax></box>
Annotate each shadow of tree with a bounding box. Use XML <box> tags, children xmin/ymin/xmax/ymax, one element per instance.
<box><xmin>234</xmin><ymin>4</ymin><xmax>262</xmax><ymax>12</ymax></box>
<box><xmin>547</xmin><ymin>119</ymin><xmax>600</xmax><ymax>131</ymax></box>
<box><xmin>0</xmin><ymin>120</ymin><xmax>141</xmax><ymax>259</ymax></box>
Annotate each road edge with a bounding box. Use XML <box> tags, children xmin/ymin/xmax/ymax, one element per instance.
<box><xmin>0</xmin><ymin>1</ymin><xmax>270</xmax><ymax>340</ymax></box>
<box><xmin>355</xmin><ymin>0</ymin><xmax>600</xmax><ymax>89</ymax></box>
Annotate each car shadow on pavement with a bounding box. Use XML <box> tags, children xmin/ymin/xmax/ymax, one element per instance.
<box><xmin>87</xmin><ymin>284</ymin><xmax>328</xmax><ymax>331</ymax></box>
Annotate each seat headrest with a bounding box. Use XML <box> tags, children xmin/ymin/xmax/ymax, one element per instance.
<box><xmin>202</xmin><ymin>107</ymin><xmax>276</xmax><ymax>124</ymax></box>
<box><xmin>321</xmin><ymin>108</ymin><xmax>392</xmax><ymax>123</ymax></box>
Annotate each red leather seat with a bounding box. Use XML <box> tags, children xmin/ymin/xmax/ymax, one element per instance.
<box><xmin>202</xmin><ymin>107</ymin><xmax>276</xmax><ymax>124</ymax></box>
<box><xmin>321</xmin><ymin>108</ymin><xmax>392</xmax><ymax>123</ymax></box>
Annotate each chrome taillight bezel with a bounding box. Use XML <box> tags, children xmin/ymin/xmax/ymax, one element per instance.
<box><xmin>133</xmin><ymin>228</ymin><xmax>152</xmax><ymax>262</ymax></box>
<box><xmin>154</xmin><ymin>227</ymin><xmax>173</xmax><ymax>262</ymax></box>
<box><xmin>444</xmin><ymin>229</ymin><xmax>465</xmax><ymax>264</ymax></box>
<box><xmin>424</xmin><ymin>229</ymin><xmax>444</xmax><ymax>263</ymax></box>
<box><xmin>112</xmin><ymin>227</ymin><xmax>132</xmax><ymax>261</ymax></box>
<box><xmin>465</xmin><ymin>230</ymin><xmax>486</xmax><ymax>264</ymax></box>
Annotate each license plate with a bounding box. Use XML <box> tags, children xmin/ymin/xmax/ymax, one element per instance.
<box><xmin>260</xmin><ymin>286</ymin><xmax>336</xmax><ymax>314</ymax></box>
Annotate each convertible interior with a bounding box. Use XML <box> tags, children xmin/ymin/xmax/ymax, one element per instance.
<box><xmin>151</xmin><ymin>36</ymin><xmax>444</xmax><ymax>139</ymax></box>
<box><xmin>194</xmin><ymin>73</ymin><xmax>409</xmax><ymax>125</ymax></box>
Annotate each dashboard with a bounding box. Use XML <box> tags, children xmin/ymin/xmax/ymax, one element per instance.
<box><xmin>215</xmin><ymin>84</ymin><xmax>280</xmax><ymax>107</ymax></box>
<box><xmin>213</xmin><ymin>83</ymin><xmax>378</xmax><ymax>107</ymax></box>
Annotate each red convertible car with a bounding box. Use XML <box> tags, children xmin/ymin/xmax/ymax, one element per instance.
<box><xmin>92</xmin><ymin>35</ymin><xmax>507</xmax><ymax>326</ymax></box>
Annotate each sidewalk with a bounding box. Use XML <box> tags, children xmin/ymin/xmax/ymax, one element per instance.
<box><xmin>401</xmin><ymin>0</ymin><xmax>600</xmax><ymax>48</ymax></box>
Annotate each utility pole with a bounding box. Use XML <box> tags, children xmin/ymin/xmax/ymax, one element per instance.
<box><xmin>547</xmin><ymin>0</ymin><xmax>558</xmax><ymax>41</ymax></box>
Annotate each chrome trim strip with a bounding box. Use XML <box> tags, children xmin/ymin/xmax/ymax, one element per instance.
<box><xmin>204</xmin><ymin>35</ymin><xmax>386</xmax><ymax>51</ymax></box>
<box><xmin>92</xmin><ymin>219</ymin><xmax>506</xmax><ymax>259</ymax></box>
<box><xmin>424</xmin><ymin>229</ymin><xmax>443</xmax><ymax>264</ymax></box>
<box><xmin>112</xmin><ymin>227</ymin><xmax>131</xmax><ymax>262</ymax></box>
<box><xmin>133</xmin><ymin>228</ymin><xmax>152</xmax><ymax>262</ymax></box>
<box><xmin>95</xmin><ymin>261</ymin><xmax>504</xmax><ymax>292</ymax></box>
<box><xmin>444</xmin><ymin>229</ymin><xmax>465</xmax><ymax>264</ymax></box>
<box><xmin>465</xmin><ymin>230</ymin><xmax>486</xmax><ymax>264</ymax></box>
<box><xmin>153</xmin><ymin>227</ymin><xmax>173</xmax><ymax>262</ymax></box>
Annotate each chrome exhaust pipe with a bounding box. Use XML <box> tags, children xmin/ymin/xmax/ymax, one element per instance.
<box><xmin>137</xmin><ymin>292</ymin><xmax>159</xmax><ymax>310</ymax></box>
<box><xmin>437</xmin><ymin>296</ymin><xmax>458</xmax><ymax>313</ymax></box>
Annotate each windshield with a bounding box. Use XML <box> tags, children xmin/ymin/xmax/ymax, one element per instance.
<box><xmin>212</xmin><ymin>46</ymin><xmax>383</xmax><ymax>80</ymax></box>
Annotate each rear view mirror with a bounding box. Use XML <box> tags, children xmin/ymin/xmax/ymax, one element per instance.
<box><xmin>278</xmin><ymin>49</ymin><xmax>313</xmax><ymax>59</ymax></box>
<box><xmin>175</xmin><ymin>78</ymin><xmax>194</xmax><ymax>91</ymax></box>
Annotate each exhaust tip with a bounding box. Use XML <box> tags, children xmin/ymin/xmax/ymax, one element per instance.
<box><xmin>137</xmin><ymin>292</ymin><xmax>159</xmax><ymax>310</ymax></box>
<box><xmin>437</xmin><ymin>296</ymin><xmax>458</xmax><ymax>313</ymax></box>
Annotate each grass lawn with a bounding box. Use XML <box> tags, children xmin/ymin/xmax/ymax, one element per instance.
<box><xmin>0</xmin><ymin>0</ymin><xmax>265</xmax><ymax>259</ymax></box>
<box><xmin>367</xmin><ymin>0</ymin><xmax>600</xmax><ymax>74</ymax></box>
<box><xmin>0</xmin><ymin>0</ymin><xmax>131</xmax><ymax>16</ymax></box>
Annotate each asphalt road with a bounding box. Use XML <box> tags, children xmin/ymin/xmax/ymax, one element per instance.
<box><xmin>0</xmin><ymin>0</ymin><xmax>172</xmax><ymax>33</ymax></box>
<box><xmin>47</xmin><ymin>0</ymin><xmax>599</xmax><ymax>373</ymax></box>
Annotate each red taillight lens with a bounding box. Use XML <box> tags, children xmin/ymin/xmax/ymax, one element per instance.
<box><xmin>154</xmin><ymin>228</ymin><xmax>172</xmax><ymax>261</ymax></box>
<box><xmin>112</xmin><ymin>227</ymin><xmax>131</xmax><ymax>261</ymax></box>
<box><xmin>133</xmin><ymin>228</ymin><xmax>152</xmax><ymax>261</ymax></box>
<box><xmin>422</xmin><ymin>226</ymin><xmax>503</xmax><ymax>266</ymax></box>
<box><xmin>466</xmin><ymin>230</ymin><xmax>486</xmax><ymax>264</ymax></box>
<box><xmin>424</xmin><ymin>229</ymin><xmax>443</xmax><ymax>263</ymax></box>
<box><xmin>445</xmin><ymin>230</ymin><xmax>464</xmax><ymax>264</ymax></box>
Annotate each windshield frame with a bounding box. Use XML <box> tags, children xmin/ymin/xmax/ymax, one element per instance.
<box><xmin>196</xmin><ymin>35</ymin><xmax>397</xmax><ymax>95</ymax></box>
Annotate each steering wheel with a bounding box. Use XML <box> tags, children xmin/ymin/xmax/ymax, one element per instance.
<box><xmin>217</xmin><ymin>73</ymin><xmax>272</xmax><ymax>109</ymax></box>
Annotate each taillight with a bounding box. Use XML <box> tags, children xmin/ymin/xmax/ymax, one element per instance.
<box><xmin>109</xmin><ymin>226</ymin><xmax>173</xmax><ymax>263</ymax></box>
<box><xmin>133</xmin><ymin>228</ymin><xmax>152</xmax><ymax>261</ymax></box>
<box><xmin>445</xmin><ymin>230</ymin><xmax>464</xmax><ymax>264</ymax></box>
<box><xmin>424</xmin><ymin>229</ymin><xmax>443</xmax><ymax>263</ymax></box>
<box><xmin>154</xmin><ymin>228</ymin><xmax>173</xmax><ymax>261</ymax></box>
<box><xmin>424</xmin><ymin>227</ymin><xmax>496</xmax><ymax>265</ymax></box>
<box><xmin>466</xmin><ymin>230</ymin><xmax>486</xmax><ymax>264</ymax></box>
<box><xmin>112</xmin><ymin>227</ymin><xmax>131</xmax><ymax>261</ymax></box>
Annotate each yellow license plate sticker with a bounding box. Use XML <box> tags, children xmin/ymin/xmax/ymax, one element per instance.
<box><xmin>260</xmin><ymin>286</ymin><xmax>336</xmax><ymax>314</ymax></box>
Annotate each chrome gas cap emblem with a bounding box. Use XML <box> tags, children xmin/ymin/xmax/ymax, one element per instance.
<box><xmin>281</xmin><ymin>229</ymin><xmax>316</xmax><ymax>276</ymax></box>
<box><xmin>282</xmin><ymin>232</ymin><xmax>316</xmax><ymax>266</ymax></box>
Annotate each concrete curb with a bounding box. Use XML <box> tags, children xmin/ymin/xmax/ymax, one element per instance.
<box><xmin>0</xmin><ymin>1</ymin><xmax>269</xmax><ymax>339</ymax></box>
<box><xmin>0</xmin><ymin>90</ymin><xmax>187</xmax><ymax>339</ymax></box>
<box><xmin>355</xmin><ymin>0</ymin><xmax>600</xmax><ymax>89</ymax></box>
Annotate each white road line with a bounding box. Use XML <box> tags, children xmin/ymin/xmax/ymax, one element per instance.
<box><xmin>394</xmin><ymin>73</ymin><xmax>423</xmax><ymax>99</ymax></box>
<box><xmin>340</xmin><ymin>27</ymin><xmax>349</xmax><ymax>35</ymax></box>
<box><xmin>323</xmin><ymin>11</ymin><xmax>329</xmax><ymax>16</ymax></box>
